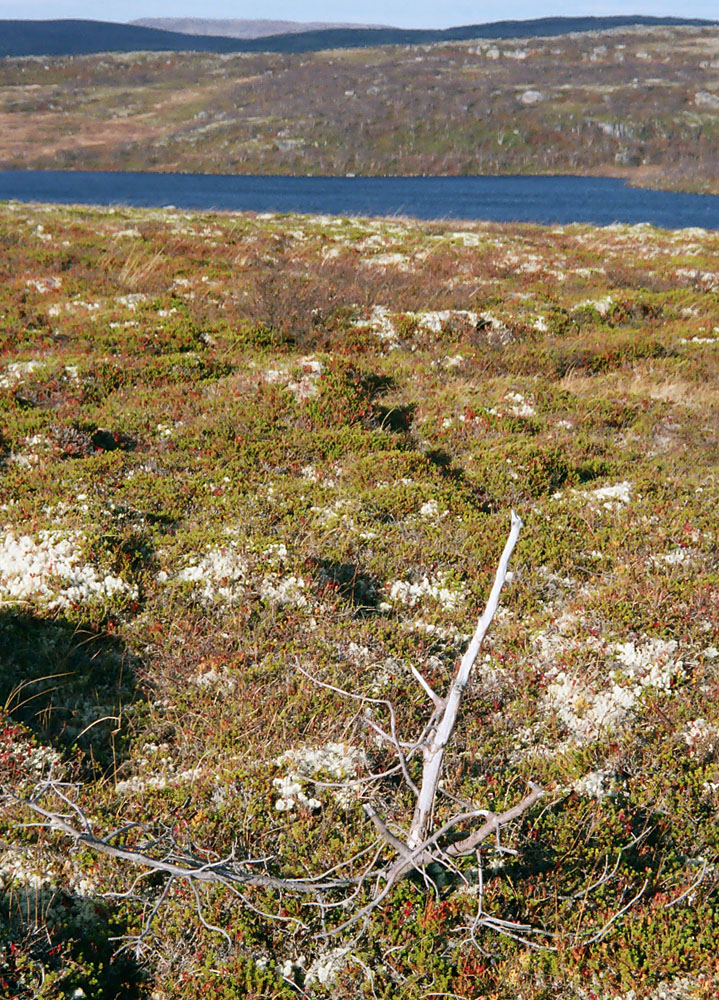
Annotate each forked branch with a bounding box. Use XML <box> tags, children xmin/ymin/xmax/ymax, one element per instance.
<box><xmin>4</xmin><ymin>511</ymin><xmax>547</xmax><ymax>952</ymax></box>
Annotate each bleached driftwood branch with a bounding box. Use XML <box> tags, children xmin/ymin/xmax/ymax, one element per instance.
<box><xmin>313</xmin><ymin>511</ymin><xmax>545</xmax><ymax>934</ymax></box>
<box><xmin>406</xmin><ymin>510</ymin><xmax>524</xmax><ymax>850</ymax></box>
<box><xmin>4</xmin><ymin>511</ymin><xmax>546</xmax><ymax>952</ymax></box>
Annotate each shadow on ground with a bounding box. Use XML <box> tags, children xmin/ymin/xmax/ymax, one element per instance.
<box><xmin>1</xmin><ymin>882</ymin><xmax>149</xmax><ymax>1000</ymax></box>
<box><xmin>0</xmin><ymin>608</ymin><xmax>143</xmax><ymax>775</ymax></box>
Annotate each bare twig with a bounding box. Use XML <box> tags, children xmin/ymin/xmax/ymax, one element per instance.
<box><xmin>663</xmin><ymin>860</ymin><xmax>709</xmax><ymax>909</ymax></box>
<box><xmin>8</xmin><ymin>791</ymin><xmax>354</xmax><ymax>896</ymax></box>
<box><xmin>585</xmin><ymin>879</ymin><xmax>649</xmax><ymax>944</ymax></box>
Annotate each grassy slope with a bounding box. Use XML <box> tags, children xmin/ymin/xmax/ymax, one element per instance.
<box><xmin>0</xmin><ymin>201</ymin><xmax>718</xmax><ymax>998</ymax></box>
<box><xmin>1</xmin><ymin>25</ymin><xmax>719</xmax><ymax>193</ymax></box>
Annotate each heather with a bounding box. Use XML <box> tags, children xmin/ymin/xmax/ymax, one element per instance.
<box><xmin>0</xmin><ymin>200</ymin><xmax>718</xmax><ymax>999</ymax></box>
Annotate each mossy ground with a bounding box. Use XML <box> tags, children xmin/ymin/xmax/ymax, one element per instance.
<box><xmin>0</xmin><ymin>201</ymin><xmax>718</xmax><ymax>999</ymax></box>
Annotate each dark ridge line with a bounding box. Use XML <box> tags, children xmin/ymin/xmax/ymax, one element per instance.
<box><xmin>1</xmin><ymin>15</ymin><xmax>717</xmax><ymax>59</ymax></box>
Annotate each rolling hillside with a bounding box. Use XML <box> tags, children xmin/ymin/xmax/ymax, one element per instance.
<box><xmin>0</xmin><ymin>15</ymin><xmax>716</xmax><ymax>58</ymax></box>
<box><xmin>2</xmin><ymin>24</ymin><xmax>719</xmax><ymax>194</ymax></box>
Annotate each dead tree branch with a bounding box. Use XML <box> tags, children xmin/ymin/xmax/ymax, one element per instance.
<box><xmin>3</xmin><ymin>511</ymin><xmax>551</xmax><ymax>952</ymax></box>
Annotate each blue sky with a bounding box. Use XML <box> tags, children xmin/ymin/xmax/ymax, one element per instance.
<box><xmin>1</xmin><ymin>0</ymin><xmax>717</xmax><ymax>27</ymax></box>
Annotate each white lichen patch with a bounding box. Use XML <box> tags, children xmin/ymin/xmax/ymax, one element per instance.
<box><xmin>48</xmin><ymin>299</ymin><xmax>102</xmax><ymax>317</ymax></box>
<box><xmin>0</xmin><ymin>359</ymin><xmax>44</xmax><ymax>388</ymax></box>
<box><xmin>544</xmin><ymin>637</ymin><xmax>682</xmax><ymax>743</ymax></box>
<box><xmin>383</xmin><ymin>571</ymin><xmax>464</xmax><ymax>613</ymax></box>
<box><xmin>584</xmin><ymin>481</ymin><xmax>633</xmax><ymax>508</ymax></box>
<box><xmin>168</xmin><ymin>537</ymin><xmax>310</xmax><ymax>609</ymax></box>
<box><xmin>115</xmin><ymin>292</ymin><xmax>148</xmax><ymax>310</ymax></box>
<box><xmin>613</xmin><ymin>976</ymin><xmax>711</xmax><ymax>1000</ymax></box>
<box><xmin>418</xmin><ymin>498</ymin><xmax>449</xmax><ymax>521</ymax></box>
<box><xmin>411</xmin><ymin>308</ymin><xmax>480</xmax><ymax>333</ymax></box>
<box><xmin>190</xmin><ymin>665</ymin><xmax>237</xmax><ymax>695</ymax></box>
<box><xmin>553</xmin><ymin>481</ymin><xmax>634</xmax><ymax>510</ymax></box>
<box><xmin>272</xmin><ymin>774</ymin><xmax>322</xmax><ymax>812</ymax></box>
<box><xmin>304</xmin><ymin>947</ymin><xmax>351</xmax><ymax>989</ymax></box>
<box><xmin>0</xmin><ymin>846</ymin><xmax>101</xmax><ymax>928</ymax></box>
<box><xmin>279</xmin><ymin>954</ymin><xmax>306</xmax><ymax>980</ymax></box>
<box><xmin>0</xmin><ymin>727</ymin><xmax>62</xmax><ymax>783</ymax></box>
<box><xmin>265</xmin><ymin>356</ymin><xmax>324</xmax><ymax>399</ymax></box>
<box><xmin>680</xmin><ymin>334</ymin><xmax>719</xmax><ymax>345</ymax></box>
<box><xmin>301</xmin><ymin>464</ymin><xmax>340</xmax><ymax>487</ymax></box>
<box><xmin>262</xmin><ymin>541</ymin><xmax>289</xmax><ymax>562</ymax></box>
<box><xmin>259</xmin><ymin>573</ymin><xmax>308</xmax><ymax>607</ymax></box>
<box><xmin>274</xmin><ymin>742</ymin><xmax>366</xmax><ymax>811</ymax></box>
<box><xmin>613</xmin><ymin>639</ymin><xmax>680</xmax><ymax>688</ymax></box>
<box><xmin>675</xmin><ymin>267</ymin><xmax>719</xmax><ymax>292</ymax></box>
<box><xmin>114</xmin><ymin>767</ymin><xmax>204</xmax><ymax>794</ymax></box>
<box><xmin>363</xmin><ymin>251</ymin><xmax>411</xmax><ymax>270</ymax></box>
<box><xmin>650</xmin><ymin>547</ymin><xmax>698</xmax><ymax>567</ymax></box>
<box><xmin>572</xmin><ymin>768</ymin><xmax>616</xmax><ymax>799</ymax></box>
<box><xmin>155</xmin><ymin>422</ymin><xmax>179</xmax><ymax>439</ymax></box>
<box><xmin>682</xmin><ymin>718</ymin><xmax>719</xmax><ymax>760</ymax></box>
<box><xmin>352</xmin><ymin>305</ymin><xmax>400</xmax><ymax>349</ymax></box>
<box><xmin>0</xmin><ymin>530</ymin><xmax>137</xmax><ymax>610</ymax></box>
<box><xmin>114</xmin><ymin>742</ymin><xmax>203</xmax><ymax>794</ymax></box>
<box><xmin>311</xmin><ymin>498</ymin><xmax>356</xmax><ymax>530</ymax></box>
<box><xmin>176</xmin><ymin>543</ymin><xmax>248</xmax><ymax>603</ymax></box>
<box><xmin>440</xmin><ymin>353</ymin><xmax>465</xmax><ymax>368</ymax></box>
<box><xmin>8</xmin><ymin>433</ymin><xmax>53</xmax><ymax>468</ymax></box>
<box><xmin>32</xmin><ymin>223</ymin><xmax>52</xmax><ymax>242</ymax></box>
<box><xmin>352</xmin><ymin>306</ymin><xmax>503</xmax><ymax>350</ymax></box>
<box><xmin>26</xmin><ymin>276</ymin><xmax>62</xmax><ymax>294</ymax></box>
<box><xmin>0</xmin><ymin>848</ymin><xmax>58</xmax><ymax>894</ymax></box>
<box><xmin>408</xmin><ymin>620</ymin><xmax>472</xmax><ymax>645</ymax></box>
<box><xmin>504</xmin><ymin>391</ymin><xmax>537</xmax><ymax>418</ymax></box>
<box><xmin>576</xmin><ymin>295</ymin><xmax>613</xmax><ymax>317</ymax></box>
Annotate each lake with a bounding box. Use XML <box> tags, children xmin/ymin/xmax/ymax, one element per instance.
<box><xmin>2</xmin><ymin>170</ymin><xmax>719</xmax><ymax>229</ymax></box>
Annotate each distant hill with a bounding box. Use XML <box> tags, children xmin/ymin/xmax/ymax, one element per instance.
<box><xmin>1</xmin><ymin>15</ymin><xmax>717</xmax><ymax>59</ymax></box>
<box><xmin>0</xmin><ymin>20</ymin><xmax>246</xmax><ymax>57</ymax></box>
<box><xmin>130</xmin><ymin>18</ymin><xmax>394</xmax><ymax>39</ymax></box>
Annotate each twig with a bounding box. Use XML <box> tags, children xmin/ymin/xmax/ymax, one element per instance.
<box><xmin>585</xmin><ymin>879</ymin><xmax>649</xmax><ymax>944</ymax></box>
<box><xmin>663</xmin><ymin>860</ymin><xmax>709</xmax><ymax>909</ymax></box>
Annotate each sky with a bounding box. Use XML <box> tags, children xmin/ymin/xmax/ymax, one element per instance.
<box><xmin>1</xmin><ymin>0</ymin><xmax>717</xmax><ymax>28</ymax></box>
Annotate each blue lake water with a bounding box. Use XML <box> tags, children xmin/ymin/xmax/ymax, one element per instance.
<box><xmin>2</xmin><ymin>170</ymin><xmax>719</xmax><ymax>229</ymax></box>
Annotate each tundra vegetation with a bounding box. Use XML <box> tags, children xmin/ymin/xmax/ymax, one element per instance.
<box><xmin>0</xmin><ymin>200</ymin><xmax>718</xmax><ymax>998</ymax></box>
<box><xmin>1</xmin><ymin>24</ymin><xmax>719</xmax><ymax>193</ymax></box>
